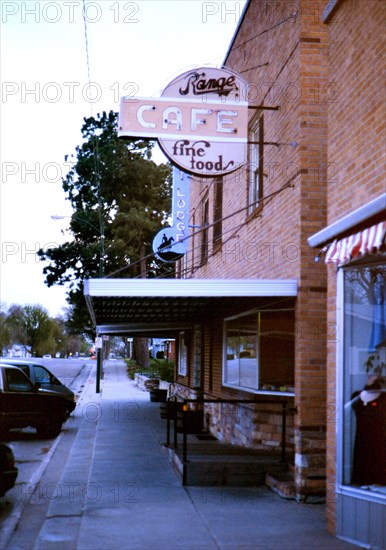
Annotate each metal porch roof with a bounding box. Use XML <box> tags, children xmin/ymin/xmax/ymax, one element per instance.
<box><xmin>84</xmin><ymin>278</ymin><xmax>298</xmax><ymax>336</ymax></box>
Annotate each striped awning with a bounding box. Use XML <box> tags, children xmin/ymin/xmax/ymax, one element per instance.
<box><xmin>325</xmin><ymin>221</ymin><xmax>386</xmax><ymax>265</ymax></box>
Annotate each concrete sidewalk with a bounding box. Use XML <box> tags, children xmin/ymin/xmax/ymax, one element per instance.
<box><xmin>31</xmin><ymin>360</ymin><xmax>357</xmax><ymax>550</ymax></box>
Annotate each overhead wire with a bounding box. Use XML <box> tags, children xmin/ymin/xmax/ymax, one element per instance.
<box><xmin>79</xmin><ymin>3</ymin><xmax>298</xmax><ymax>281</ymax></box>
<box><xmin>105</xmin><ymin>173</ymin><xmax>298</xmax><ymax>279</ymax></box>
<box><xmin>81</xmin><ymin>0</ymin><xmax>105</xmax><ymax>276</ymax></box>
<box><xmin>230</xmin><ymin>10</ymin><xmax>298</xmax><ymax>52</ymax></box>
<box><xmin>133</xmin><ymin>218</ymin><xmax>246</xmax><ymax>281</ymax></box>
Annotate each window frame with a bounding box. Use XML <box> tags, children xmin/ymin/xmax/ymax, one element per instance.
<box><xmin>212</xmin><ymin>176</ymin><xmax>223</xmax><ymax>249</ymax></box>
<box><xmin>247</xmin><ymin>115</ymin><xmax>264</xmax><ymax>215</ymax></box>
<box><xmin>5</xmin><ymin>367</ymin><xmax>35</xmax><ymax>392</ymax></box>
<box><xmin>200</xmin><ymin>195</ymin><xmax>209</xmax><ymax>266</ymax></box>
<box><xmin>336</xmin><ymin>262</ymin><xmax>386</xmax><ymax>502</ymax></box>
<box><xmin>222</xmin><ymin>308</ymin><xmax>295</xmax><ymax>396</ymax></box>
<box><xmin>178</xmin><ymin>331</ymin><xmax>188</xmax><ymax>377</ymax></box>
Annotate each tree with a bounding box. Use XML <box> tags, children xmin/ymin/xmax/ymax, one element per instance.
<box><xmin>0</xmin><ymin>306</ymin><xmax>10</xmax><ymax>355</ymax></box>
<box><xmin>38</xmin><ymin>111</ymin><xmax>173</xmax><ymax>348</ymax></box>
<box><xmin>19</xmin><ymin>305</ymin><xmax>52</xmax><ymax>356</ymax></box>
<box><xmin>5</xmin><ymin>305</ymin><xmax>27</xmax><ymax>347</ymax></box>
<box><xmin>0</xmin><ymin>303</ymin><xmax>90</xmax><ymax>357</ymax></box>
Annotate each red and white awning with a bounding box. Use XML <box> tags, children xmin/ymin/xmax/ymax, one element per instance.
<box><xmin>325</xmin><ymin>221</ymin><xmax>386</xmax><ymax>265</ymax></box>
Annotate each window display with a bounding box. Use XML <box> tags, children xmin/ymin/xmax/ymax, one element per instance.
<box><xmin>223</xmin><ymin>309</ymin><xmax>294</xmax><ymax>394</ymax></box>
<box><xmin>343</xmin><ymin>265</ymin><xmax>386</xmax><ymax>492</ymax></box>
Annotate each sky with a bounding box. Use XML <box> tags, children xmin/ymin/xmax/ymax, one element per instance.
<box><xmin>0</xmin><ymin>0</ymin><xmax>247</xmax><ymax>317</ymax></box>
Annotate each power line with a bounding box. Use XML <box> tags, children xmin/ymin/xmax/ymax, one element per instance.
<box><xmin>230</xmin><ymin>11</ymin><xmax>298</xmax><ymax>53</ymax></box>
<box><xmin>82</xmin><ymin>0</ymin><xmax>92</xmax><ymax>117</ymax></box>
<box><xmin>105</xmin><ymin>174</ymin><xmax>297</xmax><ymax>279</ymax></box>
<box><xmin>81</xmin><ymin>1</ymin><xmax>105</xmax><ymax>276</ymax></box>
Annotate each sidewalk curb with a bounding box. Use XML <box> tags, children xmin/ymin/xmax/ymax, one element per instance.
<box><xmin>0</xmin><ymin>432</ymin><xmax>64</xmax><ymax>549</ymax></box>
<box><xmin>0</xmin><ymin>366</ymin><xmax>96</xmax><ymax>550</ymax></box>
<box><xmin>32</xmin><ymin>372</ymin><xmax>102</xmax><ymax>549</ymax></box>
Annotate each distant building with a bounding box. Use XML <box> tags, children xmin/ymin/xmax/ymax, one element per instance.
<box><xmin>3</xmin><ymin>344</ymin><xmax>31</xmax><ymax>358</ymax></box>
<box><xmin>150</xmin><ymin>338</ymin><xmax>176</xmax><ymax>362</ymax></box>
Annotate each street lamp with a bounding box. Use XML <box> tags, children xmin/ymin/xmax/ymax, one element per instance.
<box><xmin>51</xmin><ymin>214</ymin><xmax>105</xmax><ymax>277</ymax></box>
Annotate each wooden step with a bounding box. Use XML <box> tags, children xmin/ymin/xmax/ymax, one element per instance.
<box><xmin>164</xmin><ymin>444</ymin><xmax>288</xmax><ymax>486</ymax></box>
<box><xmin>265</xmin><ymin>471</ymin><xmax>296</xmax><ymax>499</ymax></box>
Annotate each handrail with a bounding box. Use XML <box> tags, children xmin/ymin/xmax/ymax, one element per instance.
<box><xmin>165</xmin><ymin>396</ymin><xmax>296</xmax><ymax>466</ymax></box>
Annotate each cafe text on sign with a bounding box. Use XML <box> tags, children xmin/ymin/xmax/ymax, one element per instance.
<box><xmin>118</xmin><ymin>67</ymin><xmax>248</xmax><ymax>177</ymax></box>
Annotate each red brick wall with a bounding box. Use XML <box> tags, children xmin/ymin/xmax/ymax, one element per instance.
<box><xmin>326</xmin><ymin>0</ymin><xmax>386</xmax><ymax>224</ymax></box>
<box><xmin>181</xmin><ymin>0</ymin><xmax>330</xmax><ymax>498</ymax></box>
<box><xmin>323</xmin><ymin>0</ymin><xmax>386</xmax><ymax>533</ymax></box>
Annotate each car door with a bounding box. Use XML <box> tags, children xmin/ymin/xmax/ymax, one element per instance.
<box><xmin>32</xmin><ymin>365</ymin><xmax>69</xmax><ymax>398</ymax></box>
<box><xmin>33</xmin><ymin>365</ymin><xmax>54</xmax><ymax>389</ymax></box>
<box><xmin>1</xmin><ymin>367</ymin><xmax>44</xmax><ymax>429</ymax></box>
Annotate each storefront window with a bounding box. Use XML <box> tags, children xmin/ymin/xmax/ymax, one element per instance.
<box><xmin>178</xmin><ymin>332</ymin><xmax>187</xmax><ymax>376</ymax></box>
<box><xmin>223</xmin><ymin>309</ymin><xmax>294</xmax><ymax>393</ymax></box>
<box><xmin>342</xmin><ymin>264</ymin><xmax>386</xmax><ymax>493</ymax></box>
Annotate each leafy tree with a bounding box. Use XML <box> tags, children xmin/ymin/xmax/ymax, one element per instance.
<box><xmin>1</xmin><ymin>304</ymin><xmax>90</xmax><ymax>357</ymax></box>
<box><xmin>49</xmin><ymin>314</ymin><xmax>89</xmax><ymax>357</ymax></box>
<box><xmin>22</xmin><ymin>305</ymin><xmax>52</xmax><ymax>356</ymax></box>
<box><xmin>38</xmin><ymin>111</ymin><xmax>173</xmax><ymax>353</ymax></box>
<box><xmin>5</xmin><ymin>305</ymin><xmax>27</xmax><ymax>346</ymax></box>
<box><xmin>0</xmin><ymin>306</ymin><xmax>10</xmax><ymax>355</ymax></box>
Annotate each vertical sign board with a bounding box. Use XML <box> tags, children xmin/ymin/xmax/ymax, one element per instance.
<box><xmin>172</xmin><ymin>167</ymin><xmax>190</xmax><ymax>246</ymax></box>
<box><xmin>152</xmin><ymin>168</ymin><xmax>190</xmax><ymax>263</ymax></box>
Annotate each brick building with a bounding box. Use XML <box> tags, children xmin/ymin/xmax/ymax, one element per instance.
<box><xmin>307</xmin><ymin>0</ymin><xmax>386</xmax><ymax>547</ymax></box>
<box><xmin>85</xmin><ymin>0</ymin><xmax>385</xmax><ymax>547</ymax></box>
<box><xmin>175</xmin><ymin>0</ymin><xmax>330</xmax><ymax>499</ymax></box>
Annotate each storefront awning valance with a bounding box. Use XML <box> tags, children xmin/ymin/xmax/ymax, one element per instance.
<box><xmin>84</xmin><ymin>278</ymin><xmax>298</xmax><ymax>336</ymax></box>
<box><xmin>325</xmin><ymin>221</ymin><xmax>386</xmax><ymax>265</ymax></box>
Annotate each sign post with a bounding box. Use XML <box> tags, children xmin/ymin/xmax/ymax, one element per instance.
<box><xmin>95</xmin><ymin>336</ymin><xmax>102</xmax><ymax>393</ymax></box>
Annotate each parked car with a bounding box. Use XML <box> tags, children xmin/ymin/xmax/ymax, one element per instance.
<box><xmin>0</xmin><ymin>443</ymin><xmax>18</xmax><ymax>497</ymax></box>
<box><xmin>0</xmin><ymin>359</ymin><xmax>75</xmax><ymax>416</ymax></box>
<box><xmin>0</xmin><ymin>365</ymin><xmax>70</xmax><ymax>438</ymax></box>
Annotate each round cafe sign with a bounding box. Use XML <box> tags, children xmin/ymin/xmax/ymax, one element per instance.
<box><xmin>118</xmin><ymin>66</ymin><xmax>249</xmax><ymax>177</ymax></box>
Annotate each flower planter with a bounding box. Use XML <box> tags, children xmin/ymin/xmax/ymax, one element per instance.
<box><xmin>144</xmin><ymin>378</ymin><xmax>160</xmax><ymax>391</ymax></box>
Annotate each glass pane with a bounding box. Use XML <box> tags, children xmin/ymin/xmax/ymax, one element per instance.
<box><xmin>259</xmin><ymin>311</ymin><xmax>295</xmax><ymax>392</ymax></box>
<box><xmin>239</xmin><ymin>316</ymin><xmax>258</xmax><ymax>389</ymax></box>
<box><xmin>34</xmin><ymin>366</ymin><xmax>51</xmax><ymax>383</ymax></box>
<box><xmin>6</xmin><ymin>368</ymin><xmax>34</xmax><ymax>392</ymax></box>
<box><xmin>225</xmin><ymin>314</ymin><xmax>258</xmax><ymax>389</ymax></box>
<box><xmin>343</xmin><ymin>265</ymin><xmax>386</xmax><ymax>490</ymax></box>
<box><xmin>178</xmin><ymin>333</ymin><xmax>187</xmax><ymax>376</ymax></box>
<box><xmin>225</xmin><ymin>328</ymin><xmax>240</xmax><ymax>386</ymax></box>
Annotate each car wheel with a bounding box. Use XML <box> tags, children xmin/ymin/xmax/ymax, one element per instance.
<box><xmin>0</xmin><ymin>427</ymin><xmax>10</xmax><ymax>440</ymax></box>
<box><xmin>36</xmin><ymin>418</ymin><xmax>62</xmax><ymax>439</ymax></box>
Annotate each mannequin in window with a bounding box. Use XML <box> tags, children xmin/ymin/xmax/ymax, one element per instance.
<box><xmin>351</xmin><ymin>374</ymin><xmax>386</xmax><ymax>486</ymax></box>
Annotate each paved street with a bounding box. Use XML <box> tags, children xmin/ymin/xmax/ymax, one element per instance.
<box><xmin>1</xmin><ymin>361</ymin><xmax>359</xmax><ymax>550</ymax></box>
<box><xmin>0</xmin><ymin>359</ymin><xmax>94</xmax><ymax>545</ymax></box>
